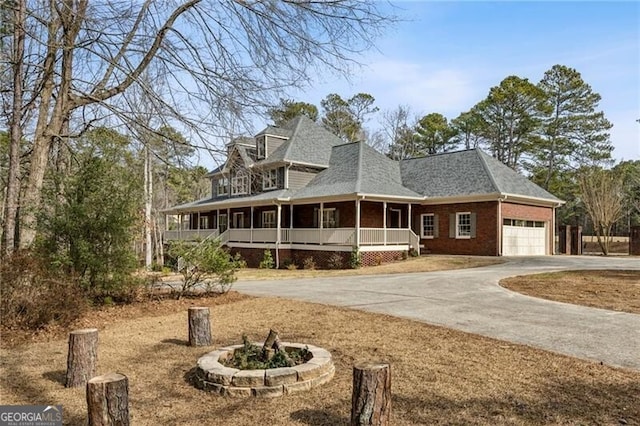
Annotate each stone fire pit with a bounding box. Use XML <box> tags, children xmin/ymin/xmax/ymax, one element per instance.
<box><xmin>193</xmin><ymin>342</ymin><xmax>334</xmax><ymax>397</ymax></box>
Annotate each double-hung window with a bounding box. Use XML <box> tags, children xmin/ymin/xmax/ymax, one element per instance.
<box><xmin>456</xmin><ymin>212</ymin><xmax>472</xmax><ymax>238</ymax></box>
<box><xmin>421</xmin><ymin>214</ymin><xmax>435</xmax><ymax>238</ymax></box>
<box><xmin>262</xmin><ymin>210</ymin><xmax>276</xmax><ymax>228</ymax></box>
<box><xmin>263</xmin><ymin>169</ymin><xmax>278</xmax><ymax>190</ymax></box>
<box><xmin>256</xmin><ymin>136</ymin><xmax>266</xmax><ymax>159</ymax></box>
<box><xmin>217</xmin><ymin>177</ymin><xmax>228</xmax><ymax>196</ymax></box>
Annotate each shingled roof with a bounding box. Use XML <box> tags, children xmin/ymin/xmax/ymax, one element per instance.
<box><xmin>256</xmin><ymin>115</ymin><xmax>344</xmax><ymax>167</ymax></box>
<box><xmin>292</xmin><ymin>142</ymin><xmax>423</xmax><ymax>201</ymax></box>
<box><xmin>400</xmin><ymin>149</ymin><xmax>562</xmax><ymax>203</ymax></box>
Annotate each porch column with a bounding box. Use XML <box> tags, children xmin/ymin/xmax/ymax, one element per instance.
<box><xmin>250</xmin><ymin>206</ymin><xmax>254</xmax><ymax>243</ymax></box>
<box><xmin>355</xmin><ymin>198</ymin><xmax>361</xmax><ymax>248</ymax></box>
<box><xmin>319</xmin><ymin>201</ymin><xmax>324</xmax><ymax>245</ymax></box>
<box><xmin>289</xmin><ymin>205</ymin><xmax>293</xmax><ymax>229</ymax></box>
<box><xmin>408</xmin><ymin>203</ymin><xmax>412</xmax><ymax>249</ymax></box>
<box><xmin>197</xmin><ymin>212</ymin><xmax>200</xmax><ymax>230</ymax></box>
<box><xmin>383</xmin><ymin>201</ymin><xmax>387</xmax><ymax>245</ymax></box>
<box><xmin>276</xmin><ymin>204</ymin><xmax>282</xmax><ymax>268</ymax></box>
<box><xmin>178</xmin><ymin>214</ymin><xmax>182</xmax><ymax>240</ymax></box>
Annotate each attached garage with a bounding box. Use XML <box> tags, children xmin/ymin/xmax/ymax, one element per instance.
<box><xmin>502</xmin><ymin>219</ymin><xmax>547</xmax><ymax>256</ymax></box>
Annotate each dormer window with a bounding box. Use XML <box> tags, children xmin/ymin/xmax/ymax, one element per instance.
<box><xmin>256</xmin><ymin>136</ymin><xmax>266</xmax><ymax>159</ymax></box>
<box><xmin>263</xmin><ymin>169</ymin><xmax>278</xmax><ymax>190</ymax></box>
<box><xmin>231</xmin><ymin>171</ymin><xmax>249</xmax><ymax>195</ymax></box>
<box><xmin>217</xmin><ymin>177</ymin><xmax>229</xmax><ymax>196</ymax></box>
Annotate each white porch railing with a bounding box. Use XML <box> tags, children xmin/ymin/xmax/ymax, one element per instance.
<box><xmin>164</xmin><ymin>229</ymin><xmax>219</xmax><ymax>241</ymax></box>
<box><xmin>165</xmin><ymin>227</ymin><xmax>414</xmax><ymax>247</ymax></box>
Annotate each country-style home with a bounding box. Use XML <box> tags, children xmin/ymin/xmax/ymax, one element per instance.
<box><xmin>164</xmin><ymin>116</ymin><xmax>563</xmax><ymax>267</ymax></box>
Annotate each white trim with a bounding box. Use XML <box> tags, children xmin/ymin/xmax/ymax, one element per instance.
<box><xmin>262</xmin><ymin>168</ymin><xmax>278</xmax><ymax>190</ymax></box>
<box><xmin>420</xmin><ymin>213</ymin><xmax>435</xmax><ymax>239</ymax></box>
<box><xmin>262</xmin><ymin>210</ymin><xmax>276</xmax><ymax>228</ymax></box>
<box><xmin>225</xmin><ymin>242</ymin><xmax>409</xmax><ymax>252</ymax></box>
<box><xmin>232</xmin><ymin>212</ymin><xmax>245</xmax><ymax>228</ymax></box>
<box><xmin>456</xmin><ymin>212</ymin><xmax>472</xmax><ymax>239</ymax></box>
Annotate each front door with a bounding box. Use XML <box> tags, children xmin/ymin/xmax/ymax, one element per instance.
<box><xmin>389</xmin><ymin>208</ymin><xmax>401</xmax><ymax>228</ymax></box>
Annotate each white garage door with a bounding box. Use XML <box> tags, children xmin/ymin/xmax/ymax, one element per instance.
<box><xmin>502</xmin><ymin>219</ymin><xmax>547</xmax><ymax>256</ymax></box>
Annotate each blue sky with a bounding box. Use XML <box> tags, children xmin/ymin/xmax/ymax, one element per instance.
<box><xmin>289</xmin><ymin>1</ymin><xmax>639</xmax><ymax>162</ymax></box>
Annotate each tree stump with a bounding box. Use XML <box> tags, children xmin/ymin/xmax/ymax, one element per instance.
<box><xmin>188</xmin><ymin>307</ymin><xmax>212</xmax><ymax>346</ymax></box>
<box><xmin>350</xmin><ymin>363</ymin><xmax>391</xmax><ymax>426</ymax></box>
<box><xmin>87</xmin><ymin>373</ymin><xmax>129</xmax><ymax>426</ymax></box>
<box><xmin>65</xmin><ymin>328</ymin><xmax>98</xmax><ymax>388</ymax></box>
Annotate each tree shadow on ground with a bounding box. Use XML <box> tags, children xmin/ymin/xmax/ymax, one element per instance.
<box><xmin>290</xmin><ymin>407</ymin><xmax>349</xmax><ymax>426</ymax></box>
<box><xmin>42</xmin><ymin>369</ymin><xmax>66</xmax><ymax>386</ymax></box>
<box><xmin>392</xmin><ymin>374</ymin><xmax>639</xmax><ymax>425</ymax></box>
<box><xmin>161</xmin><ymin>338</ymin><xmax>188</xmax><ymax>346</ymax></box>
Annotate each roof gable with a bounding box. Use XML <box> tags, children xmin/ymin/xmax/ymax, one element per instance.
<box><xmin>257</xmin><ymin>116</ymin><xmax>344</xmax><ymax>167</ymax></box>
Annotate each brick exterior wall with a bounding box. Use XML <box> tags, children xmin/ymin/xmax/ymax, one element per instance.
<box><xmin>412</xmin><ymin>201</ymin><xmax>500</xmax><ymax>256</ymax></box>
<box><xmin>229</xmin><ymin>247</ymin><xmax>406</xmax><ymax>269</ymax></box>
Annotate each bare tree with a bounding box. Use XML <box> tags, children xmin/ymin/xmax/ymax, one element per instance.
<box><xmin>1</xmin><ymin>0</ymin><xmax>25</xmax><ymax>255</ymax></box>
<box><xmin>5</xmin><ymin>0</ymin><xmax>393</xmax><ymax>250</ymax></box>
<box><xmin>382</xmin><ymin>105</ymin><xmax>420</xmax><ymax>160</ymax></box>
<box><xmin>578</xmin><ymin>168</ymin><xmax>625</xmax><ymax>255</ymax></box>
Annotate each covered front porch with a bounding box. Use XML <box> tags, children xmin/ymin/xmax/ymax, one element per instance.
<box><xmin>164</xmin><ymin>199</ymin><xmax>420</xmax><ymax>250</ymax></box>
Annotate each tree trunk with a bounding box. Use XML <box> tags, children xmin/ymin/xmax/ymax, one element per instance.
<box><xmin>65</xmin><ymin>328</ymin><xmax>98</xmax><ymax>388</ymax></box>
<box><xmin>351</xmin><ymin>363</ymin><xmax>391</xmax><ymax>426</ymax></box>
<box><xmin>87</xmin><ymin>373</ymin><xmax>130</xmax><ymax>426</ymax></box>
<box><xmin>2</xmin><ymin>0</ymin><xmax>26</xmax><ymax>255</ymax></box>
<box><xmin>188</xmin><ymin>307</ymin><xmax>212</xmax><ymax>346</ymax></box>
<box><xmin>144</xmin><ymin>145</ymin><xmax>153</xmax><ymax>269</ymax></box>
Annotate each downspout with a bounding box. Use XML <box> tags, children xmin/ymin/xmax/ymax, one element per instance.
<box><xmin>498</xmin><ymin>195</ymin><xmax>507</xmax><ymax>256</ymax></box>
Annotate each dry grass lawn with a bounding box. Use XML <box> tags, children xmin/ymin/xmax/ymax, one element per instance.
<box><xmin>501</xmin><ymin>270</ymin><xmax>640</xmax><ymax>314</ymax></box>
<box><xmin>156</xmin><ymin>255</ymin><xmax>502</xmax><ymax>282</ymax></box>
<box><xmin>1</xmin><ymin>293</ymin><xmax>638</xmax><ymax>425</ymax></box>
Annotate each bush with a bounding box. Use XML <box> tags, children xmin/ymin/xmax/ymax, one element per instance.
<box><xmin>409</xmin><ymin>248</ymin><xmax>420</xmax><ymax>257</ymax></box>
<box><xmin>0</xmin><ymin>251</ymin><xmax>87</xmax><ymax>330</ymax></box>
<box><xmin>167</xmin><ymin>239</ymin><xmax>242</xmax><ymax>299</ymax></box>
<box><xmin>401</xmin><ymin>251</ymin><xmax>408</xmax><ymax>260</ymax></box>
<box><xmin>327</xmin><ymin>253</ymin><xmax>344</xmax><ymax>269</ymax></box>
<box><xmin>349</xmin><ymin>246</ymin><xmax>362</xmax><ymax>269</ymax></box>
<box><xmin>302</xmin><ymin>256</ymin><xmax>316</xmax><ymax>270</ymax></box>
<box><xmin>259</xmin><ymin>249</ymin><xmax>275</xmax><ymax>269</ymax></box>
<box><xmin>374</xmin><ymin>254</ymin><xmax>383</xmax><ymax>266</ymax></box>
<box><xmin>286</xmin><ymin>263</ymin><xmax>298</xmax><ymax>271</ymax></box>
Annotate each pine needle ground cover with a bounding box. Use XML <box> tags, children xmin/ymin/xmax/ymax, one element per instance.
<box><xmin>1</xmin><ymin>293</ymin><xmax>638</xmax><ymax>425</ymax></box>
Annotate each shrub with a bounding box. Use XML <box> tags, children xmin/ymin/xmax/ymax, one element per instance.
<box><xmin>0</xmin><ymin>250</ymin><xmax>87</xmax><ymax>330</ymax></box>
<box><xmin>349</xmin><ymin>246</ymin><xmax>362</xmax><ymax>269</ymax></box>
<box><xmin>401</xmin><ymin>251</ymin><xmax>409</xmax><ymax>260</ymax></box>
<box><xmin>286</xmin><ymin>263</ymin><xmax>298</xmax><ymax>271</ymax></box>
<box><xmin>374</xmin><ymin>254</ymin><xmax>383</xmax><ymax>266</ymax></box>
<box><xmin>327</xmin><ymin>253</ymin><xmax>344</xmax><ymax>269</ymax></box>
<box><xmin>167</xmin><ymin>239</ymin><xmax>242</xmax><ymax>299</ymax></box>
<box><xmin>259</xmin><ymin>250</ymin><xmax>275</xmax><ymax>269</ymax></box>
<box><xmin>409</xmin><ymin>248</ymin><xmax>420</xmax><ymax>257</ymax></box>
<box><xmin>302</xmin><ymin>256</ymin><xmax>316</xmax><ymax>270</ymax></box>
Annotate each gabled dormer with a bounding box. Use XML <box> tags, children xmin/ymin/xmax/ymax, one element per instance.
<box><xmin>255</xmin><ymin>125</ymin><xmax>292</xmax><ymax>160</ymax></box>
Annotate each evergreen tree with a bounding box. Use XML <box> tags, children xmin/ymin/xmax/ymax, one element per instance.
<box><xmin>413</xmin><ymin>113</ymin><xmax>458</xmax><ymax>155</ymax></box>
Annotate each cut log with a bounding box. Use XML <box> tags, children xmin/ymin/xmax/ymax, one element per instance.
<box><xmin>262</xmin><ymin>328</ymin><xmax>279</xmax><ymax>352</ymax></box>
<box><xmin>65</xmin><ymin>328</ymin><xmax>98</xmax><ymax>388</ymax></box>
<box><xmin>87</xmin><ymin>373</ymin><xmax>129</xmax><ymax>426</ymax></box>
<box><xmin>261</xmin><ymin>329</ymin><xmax>292</xmax><ymax>365</ymax></box>
<box><xmin>351</xmin><ymin>363</ymin><xmax>391</xmax><ymax>426</ymax></box>
<box><xmin>188</xmin><ymin>307</ymin><xmax>212</xmax><ymax>346</ymax></box>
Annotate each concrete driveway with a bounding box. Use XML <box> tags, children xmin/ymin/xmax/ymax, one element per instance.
<box><xmin>234</xmin><ymin>256</ymin><xmax>640</xmax><ymax>371</ymax></box>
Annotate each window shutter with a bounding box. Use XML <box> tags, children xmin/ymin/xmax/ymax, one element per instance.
<box><xmin>449</xmin><ymin>213</ymin><xmax>455</xmax><ymax>238</ymax></box>
<box><xmin>470</xmin><ymin>212</ymin><xmax>477</xmax><ymax>238</ymax></box>
<box><xmin>278</xmin><ymin>167</ymin><xmax>285</xmax><ymax>189</ymax></box>
<box><xmin>313</xmin><ymin>208</ymin><xmax>318</xmax><ymax>228</ymax></box>
<box><xmin>434</xmin><ymin>214</ymin><xmax>439</xmax><ymax>238</ymax></box>
<box><xmin>335</xmin><ymin>210</ymin><xmax>340</xmax><ymax>227</ymax></box>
